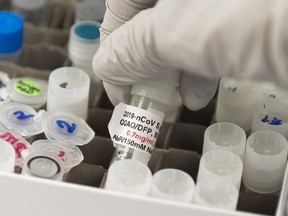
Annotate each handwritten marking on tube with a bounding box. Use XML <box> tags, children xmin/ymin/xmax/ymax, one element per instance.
<box><xmin>56</xmin><ymin>120</ymin><xmax>76</xmax><ymax>133</ymax></box>
<box><xmin>13</xmin><ymin>111</ymin><xmax>35</xmax><ymax>120</ymax></box>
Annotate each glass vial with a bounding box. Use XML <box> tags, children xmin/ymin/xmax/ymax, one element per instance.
<box><xmin>110</xmin><ymin>72</ymin><xmax>180</xmax><ymax>165</ymax></box>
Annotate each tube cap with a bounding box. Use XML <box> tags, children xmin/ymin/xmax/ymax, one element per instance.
<box><xmin>243</xmin><ymin>130</ymin><xmax>288</xmax><ymax>193</ymax></box>
<box><xmin>6</xmin><ymin>77</ymin><xmax>48</xmax><ymax>109</ymax></box>
<box><xmin>193</xmin><ymin>178</ymin><xmax>239</xmax><ymax>210</ymax></box>
<box><xmin>149</xmin><ymin>169</ymin><xmax>195</xmax><ymax>203</ymax></box>
<box><xmin>68</xmin><ymin>23</ymin><xmax>101</xmax><ymax>82</ymax></box>
<box><xmin>22</xmin><ymin>152</ymin><xmax>64</xmax><ymax>180</ymax></box>
<box><xmin>30</xmin><ymin>140</ymin><xmax>84</xmax><ymax>173</ymax></box>
<box><xmin>0</xmin><ymin>11</ymin><xmax>23</xmax><ymax>54</ymax></box>
<box><xmin>130</xmin><ymin>72</ymin><xmax>180</xmax><ymax>106</ymax></box>
<box><xmin>0</xmin><ymin>102</ymin><xmax>43</xmax><ymax>136</ymax></box>
<box><xmin>47</xmin><ymin>67</ymin><xmax>90</xmax><ymax>120</ymax></box>
<box><xmin>252</xmin><ymin>100</ymin><xmax>288</xmax><ymax>139</ymax></box>
<box><xmin>197</xmin><ymin>150</ymin><xmax>243</xmax><ymax>191</ymax></box>
<box><xmin>105</xmin><ymin>159</ymin><xmax>152</xmax><ymax>195</ymax></box>
<box><xmin>42</xmin><ymin>111</ymin><xmax>95</xmax><ymax>146</ymax></box>
<box><xmin>70</xmin><ymin>21</ymin><xmax>100</xmax><ymax>44</ymax></box>
<box><xmin>69</xmin><ymin>21</ymin><xmax>100</xmax><ymax>63</ymax></box>
<box><xmin>215</xmin><ymin>77</ymin><xmax>259</xmax><ymax>132</ymax></box>
<box><xmin>203</xmin><ymin>122</ymin><xmax>246</xmax><ymax>159</ymax></box>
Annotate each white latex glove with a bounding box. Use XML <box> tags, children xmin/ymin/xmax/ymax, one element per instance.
<box><xmin>100</xmin><ymin>0</ymin><xmax>157</xmax><ymax>42</ymax></box>
<box><xmin>93</xmin><ymin>0</ymin><xmax>288</xmax><ymax>110</ymax></box>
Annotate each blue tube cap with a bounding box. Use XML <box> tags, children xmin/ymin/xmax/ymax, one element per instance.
<box><xmin>73</xmin><ymin>21</ymin><xmax>100</xmax><ymax>42</ymax></box>
<box><xmin>0</xmin><ymin>11</ymin><xmax>24</xmax><ymax>54</ymax></box>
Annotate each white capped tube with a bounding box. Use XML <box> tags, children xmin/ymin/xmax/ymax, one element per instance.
<box><xmin>149</xmin><ymin>169</ymin><xmax>195</xmax><ymax>203</ymax></box>
<box><xmin>203</xmin><ymin>122</ymin><xmax>246</xmax><ymax>159</ymax></box>
<box><xmin>258</xmin><ymin>81</ymin><xmax>288</xmax><ymax>105</ymax></box>
<box><xmin>193</xmin><ymin>178</ymin><xmax>239</xmax><ymax>210</ymax></box>
<box><xmin>68</xmin><ymin>21</ymin><xmax>101</xmax><ymax>83</ymax></box>
<box><xmin>105</xmin><ymin>159</ymin><xmax>152</xmax><ymax>196</ymax></box>
<box><xmin>47</xmin><ymin>67</ymin><xmax>90</xmax><ymax>120</ymax></box>
<box><xmin>243</xmin><ymin>130</ymin><xmax>288</xmax><ymax>193</ymax></box>
<box><xmin>251</xmin><ymin>100</ymin><xmax>288</xmax><ymax>139</ymax></box>
<box><xmin>215</xmin><ymin>77</ymin><xmax>259</xmax><ymax>132</ymax></box>
<box><xmin>197</xmin><ymin>150</ymin><xmax>243</xmax><ymax>191</ymax></box>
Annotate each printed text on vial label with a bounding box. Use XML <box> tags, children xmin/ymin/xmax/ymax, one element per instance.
<box><xmin>108</xmin><ymin>103</ymin><xmax>164</xmax><ymax>155</ymax></box>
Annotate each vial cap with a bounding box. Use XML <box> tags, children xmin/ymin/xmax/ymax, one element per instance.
<box><xmin>130</xmin><ymin>71</ymin><xmax>180</xmax><ymax>106</ymax></box>
<box><xmin>197</xmin><ymin>150</ymin><xmax>243</xmax><ymax>191</ymax></box>
<box><xmin>193</xmin><ymin>178</ymin><xmax>239</xmax><ymax>210</ymax></box>
<box><xmin>42</xmin><ymin>111</ymin><xmax>95</xmax><ymax>146</ymax></box>
<box><xmin>252</xmin><ymin>100</ymin><xmax>288</xmax><ymax>139</ymax></box>
<box><xmin>0</xmin><ymin>102</ymin><xmax>43</xmax><ymax>136</ymax></box>
<box><xmin>105</xmin><ymin>159</ymin><xmax>152</xmax><ymax>196</ymax></box>
<box><xmin>47</xmin><ymin>67</ymin><xmax>90</xmax><ymax>120</ymax></box>
<box><xmin>0</xmin><ymin>128</ymin><xmax>31</xmax><ymax>167</ymax></box>
<box><xmin>71</xmin><ymin>21</ymin><xmax>100</xmax><ymax>43</ymax></box>
<box><xmin>203</xmin><ymin>122</ymin><xmax>246</xmax><ymax>159</ymax></box>
<box><xmin>30</xmin><ymin>139</ymin><xmax>84</xmax><ymax>173</ymax></box>
<box><xmin>0</xmin><ymin>11</ymin><xmax>23</xmax><ymax>53</ymax></box>
<box><xmin>149</xmin><ymin>169</ymin><xmax>195</xmax><ymax>203</ymax></box>
<box><xmin>243</xmin><ymin>130</ymin><xmax>288</xmax><ymax>193</ymax></box>
<box><xmin>215</xmin><ymin>77</ymin><xmax>259</xmax><ymax>131</ymax></box>
<box><xmin>6</xmin><ymin>77</ymin><xmax>48</xmax><ymax>107</ymax></box>
<box><xmin>23</xmin><ymin>153</ymin><xmax>64</xmax><ymax>180</ymax></box>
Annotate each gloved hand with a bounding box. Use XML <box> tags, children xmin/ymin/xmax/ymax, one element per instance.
<box><xmin>93</xmin><ymin>0</ymin><xmax>288</xmax><ymax>110</ymax></box>
<box><xmin>100</xmin><ymin>0</ymin><xmax>157</xmax><ymax>42</ymax></box>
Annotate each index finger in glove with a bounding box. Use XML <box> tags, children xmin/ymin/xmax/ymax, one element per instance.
<box><xmin>179</xmin><ymin>73</ymin><xmax>219</xmax><ymax>111</ymax></box>
<box><xmin>101</xmin><ymin>0</ymin><xmax>157</xmax><ymax>41</ymax></box>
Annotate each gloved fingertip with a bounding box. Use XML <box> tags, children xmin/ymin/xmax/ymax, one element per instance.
<box><xmin>179</xmin><ymin>74</ymin><xmax>219</xmax><ymax>111</ymax></box>
<box><xmin>103</xmin><ymin>82</ymin><xmax>132</xmax><ymax>106</ymax></box>
<box><xmin>180</xmin><ymin>90</ymin><xmax>212</xmax><ymax>111</ymax></box>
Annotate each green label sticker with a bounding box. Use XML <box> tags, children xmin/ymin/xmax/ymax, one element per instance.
<box><xmin>13</xmin><ymin>80</ymin><xmax>42</xmax><ymax>96</ymax></box>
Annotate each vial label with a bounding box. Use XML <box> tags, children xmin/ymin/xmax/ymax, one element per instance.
<box><xmin>109</xmin><ymin>103</ymin><xmax>164</xmax><ymax>155</ymax></box>
<box><xmin>13</xmin><ymin>79</ymin><xmax>42</xmax><ymax>96</ymax></box>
